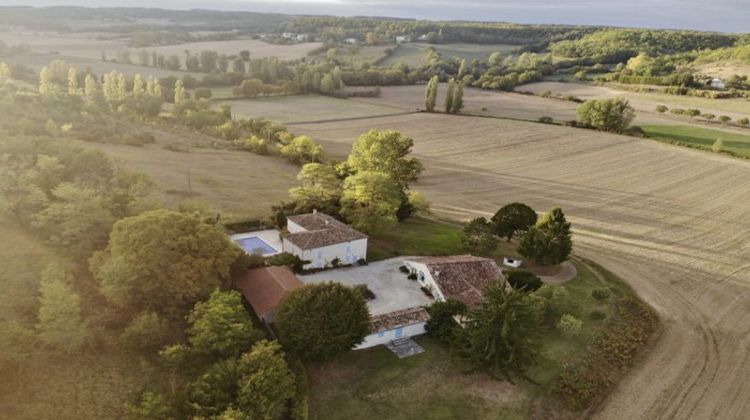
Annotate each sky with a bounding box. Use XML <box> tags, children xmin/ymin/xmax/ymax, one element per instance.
<box><xmin>17</xmin><ymin>0</ymin><xmax>750</xmax><ymax>33</ymax></box>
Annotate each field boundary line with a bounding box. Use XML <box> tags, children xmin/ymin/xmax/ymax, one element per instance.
<box><xmin>285</xmin><ymin>111</ymin><xmax>420</xmax><ymax>125</ymax></box>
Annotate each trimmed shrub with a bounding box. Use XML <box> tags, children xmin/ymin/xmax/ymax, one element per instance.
<box><xmin>539</xmin><ymin>116</ymin><xmax>554</xmax><ymax>124</ymax></box>
<box><xmin>592</xmin><ymin>288</ymin><xmax>611</xmax><ymax>301</ymax></box>
<box><xmin>506</xmin><ymin>270</ymin><xmax>543</xmax><ymax>292</ymax></box>
<box><xmin>425</xmin><ymin>299</ymin><xmax>467</xmax><ymax>343</ymax></box>
<box><xmin>398</xmin><ymin>265</ymin><xmax>410</xmax><ymax>274</ymax></box>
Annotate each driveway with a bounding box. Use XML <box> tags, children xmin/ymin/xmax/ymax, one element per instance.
<box><xmin>299</xmin><ymin>257</ymin><xmax>433</xmax><ymax>315</ymax></box>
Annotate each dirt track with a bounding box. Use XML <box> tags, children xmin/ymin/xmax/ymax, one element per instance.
<box><xmin>297</xmin><ymin>113</ymin><xmax>750</xmax><ymax>419</ymax></box>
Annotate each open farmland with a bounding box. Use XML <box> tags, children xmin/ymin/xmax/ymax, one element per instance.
<box><xmin>293</xmin><ymin>112</ymin><xmax>750</xmax><ymax>419</ymax></box>
<box><xmin>73</xmin><ymin>131</ymin><xmax>299</xmax><ymax>220</ymax></box>
<box><xmin>138</xmin><ymin>39</ymin><xmax>323</xmax><ymax>63</ymax></box>
<box><xmin>221</xmin><ymin>95</ymin><xmax>407</xmax><ymax>124</ymax></box>
<box><xmin>381</xmin><ymin>42</ymin><xmax>517</xmax><ymax>67</ymax></box>
<box><xmin>519</xmin><ymin>81</ymin><xmax>750</xmax><ymax>122</ymax></box>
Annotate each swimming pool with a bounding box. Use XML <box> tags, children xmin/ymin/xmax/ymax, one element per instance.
<box><xmin>235</xmin><ymin>236</ymin><xmax>278</xmax><ymax>256</ymax></box>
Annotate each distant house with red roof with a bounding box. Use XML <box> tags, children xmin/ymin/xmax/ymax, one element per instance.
<box><xmin>282</xmin><ymin>210</ymin><xmax>368</xmax><ymax>269</ymax></box>
<box><xmin>235</xmin><ymin>266</ymin><xmax>303</xmax><ymax>322</ymax></box>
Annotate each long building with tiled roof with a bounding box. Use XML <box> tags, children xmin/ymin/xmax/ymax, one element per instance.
<box><xmin>403</xmin><ymin>255</ymin><xmax>504</xmax><ymax>308</ymax></box>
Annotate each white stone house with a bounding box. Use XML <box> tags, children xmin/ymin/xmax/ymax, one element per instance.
<box><xmin>282</xmin><ymin>211</ymin><xmax>368</xmax><ymax>269</ymax></box>
<box><xmin>710</xmin><ymin>78</ymin><xmax>726</xmax><ymax>89</ymax></box>
<box><xmin>395</xmin><ymin>35</ymin><xmax>408</xmax><ymax>43</ymax></box>
<box><xmin>356</xmin><ymin>306</ymin><xmax>430</xmax><ymax>349</ymax></box>
<box><xmin>345</xmin><ymin>37</ymin><xmax>359</xmax><ymax>45</ymax></box>
<box><xmin>403</xmin><ymin>255</ymin><xmax>504</xmax><ymax>308</ymax></box>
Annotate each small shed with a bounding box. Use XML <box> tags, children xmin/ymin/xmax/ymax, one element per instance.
<box><xmin>235</xmin><ymin>266</ymin><xmax>303</xmax><ymax>322</ymax></box>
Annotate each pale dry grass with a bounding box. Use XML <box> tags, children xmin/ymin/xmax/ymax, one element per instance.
<box><xmin>75</xmin><ymin>132</ymin><xmax>299</xmax><ymax>221</ymax></box>
<box><xmin>139</xmin><ymin>39</ymin><xmax>323</xmax><ymax>63</ymax></box>
<box><xmin>295</xmin><ymin>112</ymin><xmax>750</xmax><ymax>419</ymax></box>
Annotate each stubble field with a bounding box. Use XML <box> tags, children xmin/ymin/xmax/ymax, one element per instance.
<box><xmin>293</xmin><ymin>112</ymin><xmax>750</xmax><ymax>419</ymax></box>
<box><xmin>138</xmin><ymin>39</ymin><xmax>323</xmax><ymax>63</ymax></box>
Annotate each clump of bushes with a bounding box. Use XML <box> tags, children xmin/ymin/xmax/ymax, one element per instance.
<box><xmin>506</xmin><ymin>270</ymin><xmax>543</xmax><ymax>292</ymax></box>
<box><xmin>553</xmin><ymin>297</ymin><xmax>659</xmax><ymax>411</ymax></box>
<box><xmin>425</xmin><ymin>299</ymin><xmax>467</xmax><ymax>343</ymax></box>
<box><xmin>592</xmin><ymin>288</ymin><xmax>611</xmax><ymax>301</ymax></box>
<box><xmin>557</xmin><ymin>314</ymin><xmax>583</xmax><ymax>337</ymax></box>
<box><xmin>408</xmin><ymin>273</ymin><xmax>417</xmax><ymax>281</ymax></box>
<box><xmin>398</xmin><ymin>265</ymin><xmax>410</xmax><ymax>274</ymax></box>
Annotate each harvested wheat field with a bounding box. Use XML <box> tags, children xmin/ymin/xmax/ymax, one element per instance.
<box><xmin>520</xmin><ymin>81</ymin><xmax>750</xmax><ymax>122</ymax></box>
<box><xmin>295</xmin><ymin>113</ymin><xmax>750</xmax><ymax>419</ymax></box>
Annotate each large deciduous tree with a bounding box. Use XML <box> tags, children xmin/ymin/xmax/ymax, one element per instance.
<box><xmin>90</xmin><ymin>209</ymin><xmax>241</xmax><ymax>318</ymax></box>
<box><xmin>576</xmin><ymin>98</ymin><xmax>635</xmax><ymax>133</ymax></box>
<box><xmin>340</xmin><ymin>170</ymin><xmax>402</xmax><ymax>234</ymax></box>
<box><xmin>288</xmin><ymin>163</ymin><xmax>342</xmax><ymax>215</ymax></box>
<box><xmin>491</xmin><ymin>202</ymin><xmax>538</xmax><ymax>242</ymax></box>
<box><xmin>518</xmin><ymin>208</ymin><xmax>573</xmax><ymax>266</ymax></box>
<box><xmin>345</xmin><ymin>129</ymin><xmax>423</xmax><ymax>192</ymax></box>
<box><xmin>275</xmin><ymin>282</ymin><xmax>370</xmax><ymax>360</ymax></box>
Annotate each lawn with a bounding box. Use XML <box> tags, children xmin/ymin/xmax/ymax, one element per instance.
<box><xmin>307</xmin><ymin>337</ymin><xmax>529</xmax><ymax>420</ymax></box>
<box><xmin>640</xmin><ymin>124</ymin><xmax>750</xmax><ymax>157</ymax></box>
<box><xmin>367</xmin><ymin>217</ymin><xmax>523</xmax><ymax>262</ymax></box>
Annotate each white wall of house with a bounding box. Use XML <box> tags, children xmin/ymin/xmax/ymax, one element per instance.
<box><xmin>403</xmin><ymin>261</ymin><xmax>446</xmax><ymax>301</ymax></box>
<box><xmin>283</xmin><ymin>238</ymin><xmax>368</xmax><ymax>269</ymax></box>
<box><xmin>355</xmin><ymin>322</ymin><xmax>427</xmax><ymax>349</ymax></box>
<box><xmin>287</xmin><ymin>220</ymin><xmax>305</xmax><ymax>234</ymax></box>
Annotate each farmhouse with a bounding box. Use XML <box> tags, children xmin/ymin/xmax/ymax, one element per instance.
<box><xmin>235</xmin><ymin>266</ymin><xmax>303</xmax><ymax>323</ymax></box>
<box><xmin>403</xmin><ymin>255</ymin><xmax>503</xmax><ymax>308</ymax></box>
<box><xmin>282</xmin><ymin>211</ymin><xmax>368</xmax><ymax>269</ymax></box>
<box><xmin>356</xmin><ymin>306</ymin><xmax>431</xmax><ymax>349</ymax></box>
<box><xmin>710</xmin><ymin>78</ymin><xmax>726</xmax><ymax>89</ymax></box>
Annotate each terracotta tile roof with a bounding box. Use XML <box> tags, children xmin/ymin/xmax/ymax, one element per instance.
<box><xmin>284</xmin><ymin>212</ymin><xmax>367</xmax><ymax>250</ymax></box>
<box><xmin>370</xmin><ymin>306</ymin><xmax>431</xmax><ymax>333</ymax></box>
<box><xmin>411</xmin><ymin>255</ymin><xmax>503</xmax><ymax>308</ymax></box>
<box><xmin>235</xmin><ymin>266</ymin><xmax>303</xmax><ymax>316</ymax></box>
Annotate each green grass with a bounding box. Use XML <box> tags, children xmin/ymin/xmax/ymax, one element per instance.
<box><xmin>307</xmin><ymin>337</ymin><xmax>528</xmax><ymax>420</ymax></box>
<box><xmin>367</xmin><ymin>217</ymin><xmax>522</xmax><ymax>262</ymax></box>
<box><xmin>640</xmin><ymin>124</ymin><xmax>750</xmax><ymax>157</ymax></box>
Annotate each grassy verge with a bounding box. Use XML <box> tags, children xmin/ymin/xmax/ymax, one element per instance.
<box><xmin>640</xmin><ymin>124</ymin><xmax>750</xmax><ymax>158</ymax></box>
<box><xmin>307</xmin><ymin>337</ymin><xmax>529</xmax><ymax>420</ymax></box>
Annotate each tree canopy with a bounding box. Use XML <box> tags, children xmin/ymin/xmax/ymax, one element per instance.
<box><xmin>454</xmin><ymin>280</ymin><xmax>542</xmax><ymax>377</ymax></box>
<box><xmin>491</xmin><ymin>202</ymin><xmax>538</xmax><ymax>242</ymax></box>
<box><xmin>345</xmin><ymin>129</ymin><xmax>423</xmax><ymax>192</ymax></box>
<box><xmin>275</xmin><ymin>282</ymin><xmax>370</xmax><ymax>360</ymax></box>
<box><xmin>518</xmin><ymin>208</ymin><xmax>573</xmax><ymax>266</ymax></box>
<box><xmin>576</xmin><ymin>98</ymin><xmax>635</xmax><ymax>133</ymax></box>
<box><xmin>462</xmin><ymin>217</ymin><xmax>497</xmax><ymax>254</ymax></box>
<box><xmin>90</xmin><ymin>209</ymin><xmax>241</xmax><ymax>318</ymax></box>
<box><xmin>186</xmin><ymin>289</ymin><xmax>264</xmax><ymax>359</ymax></box>
<box><xmin>340</xmin><ymin>170</ymin><xmax>402</xmax><ymax>234</ymax></box>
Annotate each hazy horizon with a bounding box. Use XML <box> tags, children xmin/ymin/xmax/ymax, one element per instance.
<box><xmin>15</xmin><ymin>0</ymin><xmax>750</xmax><ymax>33</ymax></box>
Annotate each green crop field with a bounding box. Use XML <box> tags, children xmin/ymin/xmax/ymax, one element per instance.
<box><xmin>641</xmin><ymin>125</ymin><xmax>750</xmax><ymax>157</ymax></box>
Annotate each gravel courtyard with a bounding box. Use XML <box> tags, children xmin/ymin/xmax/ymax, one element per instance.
<box><xmin>299</xmin><ymin>257</ymin><xmax>433</xmax><ymax>315</ymax></box>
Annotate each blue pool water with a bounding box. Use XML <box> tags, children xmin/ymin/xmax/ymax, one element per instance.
<box><xmin>235</xmin><ymin>236</ymin><xmax>278</xmax><ymax>256</ymax></box>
